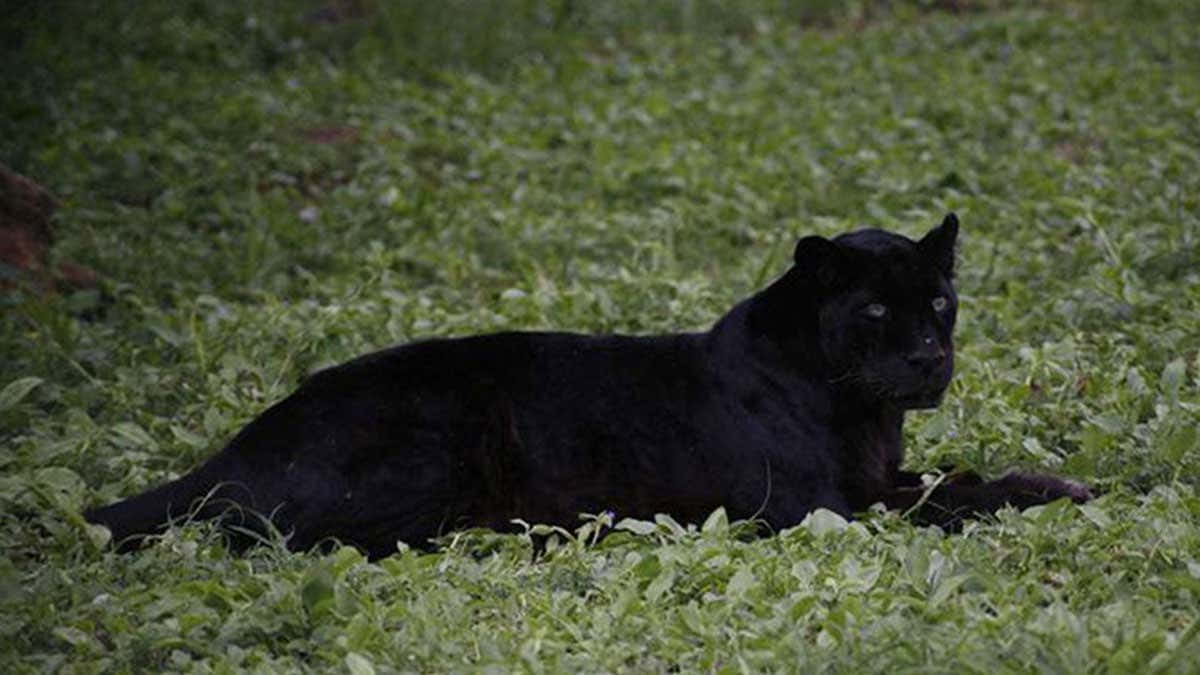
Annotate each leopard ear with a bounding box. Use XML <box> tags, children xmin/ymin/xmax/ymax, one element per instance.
<box><xmin>919</xmin><ymin>212</ymin><xmax>959</xmax><ymax>277</ymax></box>
<box><xmin>793</xmin><ymin>235</ymin><xmax>850</xmax><ymax>289</ymax></box>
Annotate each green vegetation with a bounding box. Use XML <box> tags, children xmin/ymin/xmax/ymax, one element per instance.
<box><xmin>3</xmin><ymin>1</ymin><xmax>1199</xmax><ymax>671</ymax></box>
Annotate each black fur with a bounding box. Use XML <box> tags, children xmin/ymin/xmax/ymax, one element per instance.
<box><xmin>85</xmin><ymin>214</ymin><xmax>1090</xmax><ymax>558</ymax></box>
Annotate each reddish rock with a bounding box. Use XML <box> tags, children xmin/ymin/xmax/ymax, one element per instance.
<box><xmin>0</xmin><ymin>164</ymin><xmax>98</xmax><ymax>291</ymax></box>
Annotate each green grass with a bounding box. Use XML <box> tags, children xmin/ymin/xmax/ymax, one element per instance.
<box><xmin>3</xmin><ymin>0</ymin><xmax>1199</xmax><ymax>671</ymax></box>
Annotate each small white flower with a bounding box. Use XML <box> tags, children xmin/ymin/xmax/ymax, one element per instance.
<box><xmin>378</xmin><ymin>186</ymin><xmax>399</xmax><ymax>207</ymax></box>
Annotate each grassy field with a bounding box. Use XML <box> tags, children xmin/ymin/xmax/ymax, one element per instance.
<box><xmin>3</xmin><ymin>0</ymin><xmax>1199</xmax><ymax>671</ymax></box>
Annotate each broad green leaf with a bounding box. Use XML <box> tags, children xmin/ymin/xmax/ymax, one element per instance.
<box><xmin>615</xmin><ymin>518</ymin><xmax>657</xmax><ymax>536</ymax></box>
<box><xmin>839</xmin><ymin>557</ymin><xmax>882</xmax><ymax>593</ymax></box>
<box><xmin>301</xmin><ymin>566</ymin><xmax>336</xmax><ymax>618</ymax></box>
<box><xmin>345</xmin><ymin>653</ymin><xmax>376</xmax><ymax>675</ymax></box>
<box><xmin>677</xmin><ymin>601</ymin><xmax>707</xmax><ymax>636</ymax></box>
<box><xmin>1160</xmin><ymin>358</ymin><xmax>1187</xmax><ymax>403</ymax></box>
<box><xmin>928</xmin><ymin>574</ymin><xmax>970</xmax><ymax>610</ymax></box>
<box><xmin>170</xmin><ymin>425</ymin><xmax>208</xmax><ymax>449</ymax></box>
<box><xmin>1088</xmin><ymin>414</ymin><xmax>1126</xmax><ymax>435</ymax></box>
<box><xmin>725</xmin><ymin>566</ymin><xmax>756</xmax><ymax>597</ymax></box>
<box><xmin>801</xmin><ymin>508</ymin><xmax>849</xmax><ymax>536</ymax></box>
<box><xmin>84</xmin><ymin>522</ymin><xmax>112</xmax><ymax>550</ymax></box>
<box><xmin>111</xmin><ymin>422</ymin><xmax>158</xmax><ymax>451</ymax></box>
<box><xmin>1160</xmin><ymin>425</ymin><xmax>1197</xmax><ymax>465</ymax></box>
<box><xmin>701</xmin><ymin>507</ymin><xmax>728</xmax><ymax>534</ymax></box>
<box><xmin>1078</xmin><ymin>504</ymin><xmax>1114</xmax><ymax>529</ymax></box>
<box><xmin>645</xmin><ymin>568</ymin><xmax>675</xmax><ymax>602</ymax></box>
<box><xmin>35</xmin><ymin>466</ymin><xmax>84</xmax><ymax>499</ymax></box>
<box><xmin>653</xmin><ymin>513</ymin><xmax>685</xmax><ymax>536</ymax></box>
<box><xmin>917</xmin><ymin>410</ymin><xmax>952</xmax><ymax>441</ymax></box>
<box><xmin>53</xmin><ymin>626</ymin><xmax>94</xmax><ymax>649</ymax></box>
<box><xmin>0</xmin><ymin>377</ymin><xmax>42</xmax><ymax>411</ymax></box>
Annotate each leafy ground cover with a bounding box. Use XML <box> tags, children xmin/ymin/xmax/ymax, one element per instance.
<box><xmin>2</xmin><ymin>0</ymin><xmax>1199</xmax><ymax>671</ymax></box>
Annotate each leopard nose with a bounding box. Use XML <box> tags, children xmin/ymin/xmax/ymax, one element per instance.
<box><xmin>906</xmin><ymin>338</ymin><xmax>946</xmax><ymax>371</ymax></box>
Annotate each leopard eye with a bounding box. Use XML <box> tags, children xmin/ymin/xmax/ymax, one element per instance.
<box><xmin>862</xmin><ymin>303</ymin><xmax>888</xmax><ymax>319</ymax></box>
<box><xmin>931</xmin><ymin>296</ymin><xmax>949</xmax><ymax>312</ymax></box>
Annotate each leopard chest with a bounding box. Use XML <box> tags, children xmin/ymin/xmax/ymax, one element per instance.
<box><xmin>839</xmin><ymin>411</ymin><xmax>906</xmax><ymax>511</ymax></box>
